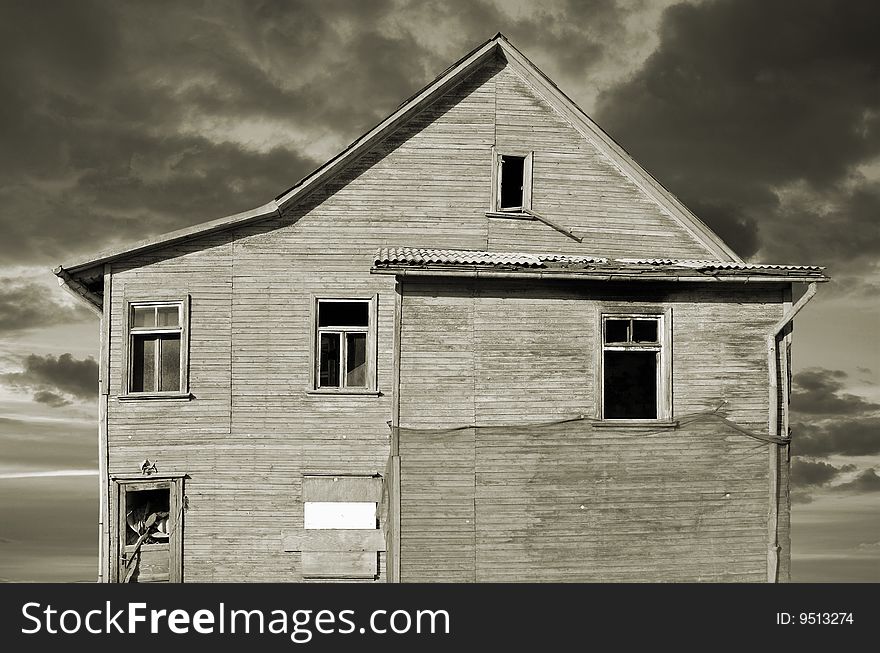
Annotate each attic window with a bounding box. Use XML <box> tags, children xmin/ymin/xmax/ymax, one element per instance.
<box><xmin>494</xmin><ymin>151</ymin><xmax>533</xmax><ymax>212</ymax></box>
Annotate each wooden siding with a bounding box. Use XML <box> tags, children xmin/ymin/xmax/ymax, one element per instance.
<box><xmin>489</xmin><ymin>64</ymin><xmax>716</xmax><ymax>258</ymax></box>
<box><xmin>101</xmin><ymin>53</ymin><xmax>785</xmax><ymax>582</ymax></box>
<box><xmin>398</xmin><ymin>278</ymin><xmax>785</xmax><ymax>581</ymax></box>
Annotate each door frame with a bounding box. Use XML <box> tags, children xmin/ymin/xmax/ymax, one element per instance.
<box><xmin>110</xmin><ymin>475</ymin><xmax>185</xmax><ymax>582</ymax></box>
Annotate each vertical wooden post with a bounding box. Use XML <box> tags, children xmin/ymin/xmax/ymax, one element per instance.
<box><xmin>391</xmin><ymin>281</ymin><xmax>402</xmax><ymax>458</ymax></box>
<box><xmin>387</xmin><ymin>280</ymin><xmax>403</xmax><ymax>582</ymax></box>
<box><xmin>98</xmin><ymin>264</ymin><xmax>112</xmax><ymax>582</ymax></box>
<box><xmin>766</xmin><ymin>285</ymin><xmax>793</xmax><ymax>583</ymax></box>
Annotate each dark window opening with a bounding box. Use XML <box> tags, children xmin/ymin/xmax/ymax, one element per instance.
<box><xmin>124</xmin><ymin>488</ymin><xmax>170</xmax><ymax>546</ymax></box>
<box><xmin>319</xmin><ymin>332</ymin><xmax>341</xmax><ymax>387</ymax></box>
<box><xmin>131</xmin><ymin>334</ymin><xmax>181</xmax><ymax>392</ymax></box>
<box><xmin>602</xmin><ymin>315</ymin><xmax>662</xmax><ymax>419</ymax></box>
<box><xmin>603</xmin><ymin>351</ymin><xmax>657</xmax><ymax>419</ymax></box>
<box><xmin>632</xmin><ymin>319</ymin><xmax>658</xmax><ymax>343</ymax></box>
<box><xmin>319</xmin><ymin>302</ymin><xmax>369</xmax><ymax>327</ymax></box>
<box><xmin>605</xmin><ymin>319</ymin><xmax>629</xmax><ymax>343</ymax></box>
<box><xmin>499</xmin><ymin>155</ymin><xmax>525</xmax><ymax>209</ymax></box>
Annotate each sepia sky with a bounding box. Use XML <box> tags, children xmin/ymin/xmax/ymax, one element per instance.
<box><xmin>0</xmin><ymin>0</ymin><xmax>878</xmax><ymax>582</ymax></box>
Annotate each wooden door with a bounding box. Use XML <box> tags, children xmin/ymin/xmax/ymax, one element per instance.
<box><xmin>113</xmin><ymin>478</ymin><xmax>183</xmax><ymax>582</ymax></box>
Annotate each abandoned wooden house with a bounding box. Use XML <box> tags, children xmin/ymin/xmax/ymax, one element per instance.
<box><xmin>55</xmin><ymin>34</ymin><xmax>827</xmax><ymax>583</ymax></box>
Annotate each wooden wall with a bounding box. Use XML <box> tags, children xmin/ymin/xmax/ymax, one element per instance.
<box><xmin>398</xmin><ymin>278</ymin><xmax>786</xmax><ymax>581</ymax></box>
<box><xmin>101</xmin><ymin>52</ymin><xmax>781</xmax><ymax>582</ymax></box>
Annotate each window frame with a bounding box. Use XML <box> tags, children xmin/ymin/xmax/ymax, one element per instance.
<box><xmin>595</xmin><ymin>308</ymin><xmax>673</xmax><ymax>423</ymax></box>
<box><xmin>121</xmin><ymin>297</ymin><xmax>190</xmax><ymax>400</ymax></box>
<box><xmin>309</xmin><ymin>295</ymin><xmax>378</xmax><ymax>394</ymax></box>
<box><xmin>490</xmin><ymin>148</ymin><xmax>533</xmax><ymax>214</ymax></box>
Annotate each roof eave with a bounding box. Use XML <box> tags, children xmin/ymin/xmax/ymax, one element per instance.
<box><xmin>54</xmin><ymin>35</ymin><xmax>506</xmax><ymax>276</ymax></box>
<box><xmin>58</xmin><ymin>200</ymin><xmax>281</xmax><ymax>274</ymax></box>
<box><xmin>370</xmin><ymin>265</ymin><xmax>830</xmax><ymax>284</ymax></box>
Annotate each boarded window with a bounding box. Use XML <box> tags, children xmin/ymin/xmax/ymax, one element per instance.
<box><xmin>315</xmin><ymin>299</ymin><xmax>373</xmax><ymax>390</ymax></box>
<box><xmin>128</xmin><ymin>302</ymin><xmax>185</xmax><ymax>394</ymax></box>
<box><xmin>298</xmin><ymin>475</ymin><xmax>383</xmax><ymax>580</ymax></box>
<box><xmin>602</xmin><ymin>316</ymin><xmax>663</xmax><ymax>420</ymax></box>
<box><xmin>304</xmin><ymin>502</ymin><xmax>377</xmax><ymax>530</ymax></box>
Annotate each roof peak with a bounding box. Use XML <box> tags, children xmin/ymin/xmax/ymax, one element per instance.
<box><xmin>58</xmin><ymin>31</ymin><xmax>745</xmax><ymax>275</ymax></box>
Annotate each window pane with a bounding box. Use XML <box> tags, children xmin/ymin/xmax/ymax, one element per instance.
<box><xmin>157</xmin><ymin>305</ymin><xmax>179</xmax><ymax>327</ymax></box>
<box><xmin>132</xmin><ymin>306</ymin><xmax>155</xmax><ymax>328</ymax></box>
<box><xmin>604</xmin><ymin>319</ymin><xmax>629</xmax><ymax>343</ymax></box>
<box><xmin>499</xmin><ymin>155</ymin><xmax>525</xmax><ymax>209</ymax></box>
<box><xmin>632</xmin><ymin>319</ymin><xmax>658</xmax><ymax>343</ymax></box>
<box><xmin>318</xmin><ymin>301</ymin><xmax>369</xmax><ymax>327</ymax></box>
<box><xmin>159</xmin><ymin>335</ymin><xmax>181</xmax><ymax>392</ymax></box>
<box><xmin>304</xmin><ymin>502</ymin><xmax>376</xmax><ymax>529</ymax></box>
<box><xmin>319</xmin><ymin>333</ymin><xmax>341</xmax><ymax>387</ymax></box>
<box><xmin>131</xmin><ymin>335</ymin><xmax>156</xmax><ymax>392</ymax></box>
<box><xmin>346</xmin><ymin>333</ymin><xmax>367</xmax><ymax>387</ymax></box>
<box><xmin>604</xmin><ymin>351</ymin><xmax>657</xmax><ymax>419</ymax></box>
<box><xmin>125</xmin><ymin>488</ymin><xmax>170</xmax><ymax>545</ymax></box>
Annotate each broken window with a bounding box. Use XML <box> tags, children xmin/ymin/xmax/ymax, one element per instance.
<box><xmin>315</xmin><ymin>299</ymin><xmax>373</xmax><ymax>390</ymax></box>
<box><xmin>602</xmin><ymin>316</ymin><xmax>664</xmax><ymax>420</ymax></box>
<box><xmin>128</xmin><ymin>301</ymin><xmax>186</xmax><ymax>394</ymax></box>
<box><xmin>124</xmin><ymin>488</ymin><xmax>171</xmax><ymax>546</ymax></box>
<box><xmin>114</xmin><ymin>477</ymin><xmax>184</xmax><ymax>583</ymax></box>
<box><xmin>495</xmin><ymin>152</ymin><xmax>533</xmax><ymax>212</ymax></box>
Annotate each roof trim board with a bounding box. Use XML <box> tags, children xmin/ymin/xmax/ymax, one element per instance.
<box><xmin>59</xmin><ymin>33</ymin><xmax>748</xmax><ymax>275</ymax></box>
<box><xmin>60</xmin><ymin>200</ymin><xmax>281</xmax><ymax>273</ymax></box>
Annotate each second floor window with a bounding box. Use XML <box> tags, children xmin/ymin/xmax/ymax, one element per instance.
<box><xmin>316</xmin><ymin>299</ymin><xmax>372</xmax><ymax>389</ymax></box>
<box><xmin>601</xmin><ymin>314</ymin><xmax>665</xmax><ymax>420</ymax></box>
<box><xmin>128</xmin><ymin>301</ymin><xmax>185</xmax><ymax>394</ymax></box>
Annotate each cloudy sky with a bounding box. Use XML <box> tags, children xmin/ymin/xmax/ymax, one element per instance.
<box><xmin>0</xmin><ymin>0</ymin><xmax>877</xmax><ymax>582</ymax></box>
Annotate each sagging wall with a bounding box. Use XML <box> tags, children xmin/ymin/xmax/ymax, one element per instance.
<box><xmin>398</xmin><ymin>278</ymin><xmax>787</xmax><ymax>582</ymax></box>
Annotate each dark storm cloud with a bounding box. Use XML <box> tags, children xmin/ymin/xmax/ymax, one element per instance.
<box><xmin>791</xmin><ymin>368</ymin><xmax>880</xmax><ymax>416</ymax></box>
<box><xmin>793</xmin><ymin>418</ymin><xmax>880</xmax><ymax>457</ymax></box>
<box><xmin>32</xmin><ymin>390</ymin><xmax>71</xmax><ymax>408</ymax></box>
<box><xmin>596</xmin><ymin>0</ymin><xmax>880</xmax><ymax>265</ymax></box>
<box><xmin>1</xmin><ymin>353</ymin><xmax>98</xmax><ymax>405</ymax></box>
<box><xmin>0</xmin><ymin>0</ymin><xmax>631</xmax><ymax>267</ymax></box>
<box><xmin>832</xmin><ymin>469</ymin><xmax>880</xmax><ymax>494</ymax></box>
<box><xmin>0</xmin><ymin>279</ymin><xmax>93</xmax><ymax>332</ymax></box>
<box><xmin>791</xmin><ymin>459</ymin><xmax>852</xmax><ymax>488</ymax></box>
<box><xmin>789</xmin><ymin>368</ymin><xmax>880</xmax><ymax>457</ymax></box>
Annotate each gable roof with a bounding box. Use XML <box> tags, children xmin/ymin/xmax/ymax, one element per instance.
<box><xmin>58</xmin><ymin>33</ymin><xmax>742</xmax><ymax>276</ymax></box>
<box><xmin>372</xmin><ymin>247</ymin><xmax>828</xmax><ymax>283</ymax></box>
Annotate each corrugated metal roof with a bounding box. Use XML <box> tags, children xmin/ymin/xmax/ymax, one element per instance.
<box><xmin>374</xmin><ymin>248</ymin><xmax>826</xmax><ymax>274</ymax></box>
<box><xmin>374</xmin><ymin>247</ymin><xmax>606</xmax><ymax>268</ymax></box>
<box><xmin>615</xmin><ymin>258</ymin><xmax>825</xmax><ymax>271</ymax></box>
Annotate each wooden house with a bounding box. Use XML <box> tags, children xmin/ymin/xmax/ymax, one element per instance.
<box><xmin>55</xmin><ymin>34</ymin><xmax>827</xmax><ymax>583</ymax></box>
